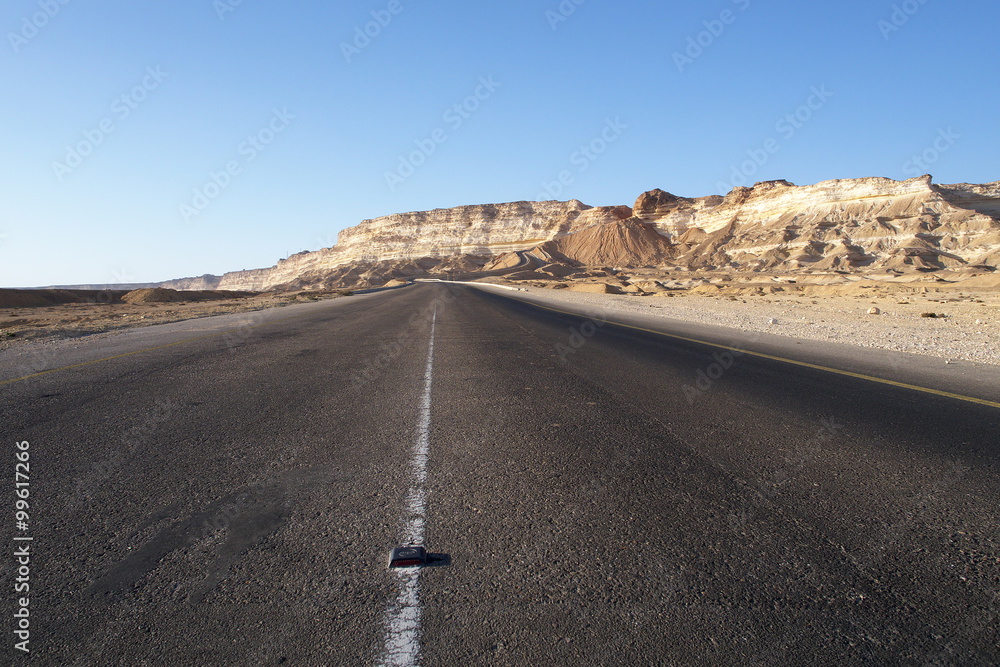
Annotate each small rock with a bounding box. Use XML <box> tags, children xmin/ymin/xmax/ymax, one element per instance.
<box><xmin>767</xmin><ymin>317</ymin><xmax>778</xmax><ymax>325</ymax></box>
<box><xmin>868</xmin><ymin>307</ymin><xmax>881</xmax><ymax>315</ymax></box>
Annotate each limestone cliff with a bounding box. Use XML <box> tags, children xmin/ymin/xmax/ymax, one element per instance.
<box><xmin>191</xmin><ymin>175</ymin><xmax>999</xmax><ymax>291</ymax></box>
<box><xmin>160</xmin><ymin>274</ymin><xmax>223</xmax><ymax>290</ymax></box>
<box><xmin>631</xmin><ymin>176</ymin><xmax>1000</xmax><ymax>272</ymax></box>
<box><xmin>213</xmin><ymin>201</ymin><xmax>631</xmax><ymax>290</ymax></box>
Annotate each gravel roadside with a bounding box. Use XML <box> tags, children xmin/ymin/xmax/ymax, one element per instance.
<box><xmin>513</xmin><ymin>286</ymin><xmax>1000</xmax><ymax>366</ymax></box>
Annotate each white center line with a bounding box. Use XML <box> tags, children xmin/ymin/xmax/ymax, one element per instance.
<box><xmin>377</xmin><ymin>306</ymin><xmax>437</xmax><ymax>667</ymax></box>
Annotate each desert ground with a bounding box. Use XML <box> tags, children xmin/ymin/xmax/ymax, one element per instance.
<box><xmin>484</xmin><ymin>270</ymin><xmax>1000</xmax><ymax>366</ymax></box>
<box><xmin>520</xmin><ymin>283</ymin><xmax>999</xmax><ymax>365</ymax></box>
<box><xmin>0</xmin><ymin>288</ymin><xmax>349</xmax><ymax>350</ymax></box>
<box><xmin>2</xmin><ymin>277</ymin><xmax>998</xmax><ymax>366</ymax></box>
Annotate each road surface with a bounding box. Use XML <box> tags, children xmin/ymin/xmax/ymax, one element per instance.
<box><xmin>3</xmin><ymin>283</ymin><xmax>998</xmax><ymax>664</ymax></box>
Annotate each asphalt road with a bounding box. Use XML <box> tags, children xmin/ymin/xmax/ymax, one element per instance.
<box><xmin>3</xmin><ymin>283</ymin><xmax>998</xmax><ymax>665</ymax></box>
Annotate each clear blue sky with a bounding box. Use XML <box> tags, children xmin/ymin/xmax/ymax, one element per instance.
<box><xmin>2</xmin><ymin>0</ymin><xmax>997</xmax><ymax>287</ymax></box>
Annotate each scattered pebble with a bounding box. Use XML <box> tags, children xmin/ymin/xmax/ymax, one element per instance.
<box><xmin>522</xmin><ymin>287</ymin><xmax>1000</xmax><ymax>366</ymax></box>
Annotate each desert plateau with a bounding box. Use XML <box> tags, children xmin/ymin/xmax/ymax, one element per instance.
<box><xmin>7</xmin><ymin>175</ymin><xmax>999</xmax><ymax>365</ymax></box>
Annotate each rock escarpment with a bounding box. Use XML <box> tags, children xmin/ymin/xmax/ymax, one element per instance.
<box><xmin>159</xmin><ymin>274</ymin><xmax>224</xmax><ymax>290</ymax></box>
<box><xmin>194</xmin><ymin>175</ymin><xmax>999</xmax><ymax>291</ymax></box>
<box><xmin>630</xmin><ymin>176</ymin><xmax>1000</xmax><ymax>272</ymax></box>
<box><xmin>212</xmin><ymin>201</ymin><xmax>631</xmax><ymax>290</ymax></box>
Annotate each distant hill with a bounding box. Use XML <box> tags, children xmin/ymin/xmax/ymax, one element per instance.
<box><xmin>195</xmin><ymin>175</ymin><xmax>1000</xmax><ymax>291</ymax></box>
<box><xmin>30</xmin><ymin>175</ymin><xmax>1000</xmax><ymax>292</ymax></box>
<box><xmin>32</xmin><ymin>274</ymin><xmax>223</xmax><ymax>292</ymax></box>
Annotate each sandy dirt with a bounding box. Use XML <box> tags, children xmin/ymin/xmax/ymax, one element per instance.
<box><xmin>0</xmin><ymin>291</ymin><xmax>346</xmax><ymax>350</ymax></box>
<box><xmin>512</xmin><ymin>280</ymin><xmax>1000</xmax><ymax>366</ymax></box>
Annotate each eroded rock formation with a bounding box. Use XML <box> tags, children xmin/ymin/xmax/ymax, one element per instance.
<box><xmin>191</xmin><ymin>175</ymin><xmax>999</xmax><ymax>290</ymax></box>
<box><xmin>631</xmin><ymin>176</ymin><xmax>1000</xmax><ymax>272</ymax></box>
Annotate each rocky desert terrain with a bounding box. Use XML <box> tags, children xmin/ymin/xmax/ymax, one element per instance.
<box><xmin>500</xmin><ymin>275</ymin><xmax>1000</xmax><ymax>366</ymax></box>
<box><xmin>4</xmin><ymin>175</ymin><xmax>998</xmax><ymax>364</ymax></box>
<box><xmin>0</xmin><ymin>288</ymin><xmax>351</xmax><ymax>349</ymax></box>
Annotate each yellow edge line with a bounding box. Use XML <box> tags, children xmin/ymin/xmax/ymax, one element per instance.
<box><xmin>488</xmin><ymin>290</ymin><xmax>1000</xmax><ymax>411</ymax></box>
<box><xmin>0</xmin><ymin>301</ymin><xmax>342</xmax><ymax>387</ymax></box>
